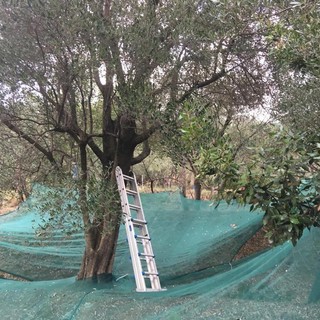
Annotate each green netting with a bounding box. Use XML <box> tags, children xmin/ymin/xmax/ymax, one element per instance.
<box><xmin>0</xmin><ymin>186</ymin><xmax>319</xmax><ymax>319</ymax></box>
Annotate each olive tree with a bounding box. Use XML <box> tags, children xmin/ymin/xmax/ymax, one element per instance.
<box><xmin>0</xmin><ymin>0</ymin><xmax>273</xmax><ymax>279</ymax></box>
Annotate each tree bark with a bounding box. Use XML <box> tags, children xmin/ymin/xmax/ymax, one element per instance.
<box><xmin>77</xmin><ymin>223</ymin><xmax>120</xmax><ymax>280</ymax></box>
<box><xmin>77</xmin><ymin>176</ymin><xmax>122</xmax><ymax>280</ymax></box>
<box><xmin>194</xmin><ymin>178</ymin><xmax>202</xmax><ymax>200</ymax></box>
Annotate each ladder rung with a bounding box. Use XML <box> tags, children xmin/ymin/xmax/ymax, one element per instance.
<box><xmin>137</xmin><ymin>288</ymin><xmax>167</xmax><ymax>292</ymax></box>
<box><xmin>122</xmin><ymin>174</ymin><xmax>135</xmax><ymax>181</ymax></box>
<box><xmin>135</xmin><ymin>235</ymin><xmax>151</xmax><ymax>241</ymax></box>
<box><xmin>127</xmin><ymin>189</ymin><xmax>138</xmax><ymax>196</ymax></box>
<box><xmin>129</xmin><ymin>204</ymin><xmax>141</xmax><ymax>211</ymax></box>
<box><xmin>131</xmin><ymin>218</ymin><xmax>147</xmax><ymax>225</ymax></box>
<box><xmin>138</xmin><ymin>252</ymin><xmax>155</xmax><ymax>258</ymax></box>
<box><xmin>142</xmin><ymin>271</ymin><xmax>159</xmax><ymax>276</ymax></box>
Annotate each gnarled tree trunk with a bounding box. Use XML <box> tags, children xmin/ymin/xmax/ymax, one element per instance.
<box><xmin>77</xmin><ymin>217</ymin><xmax>121</xmax><ymax>280</ymax></box>
<box><xmin>77</xmin><ymin>136</ymin><xmax>137</xmax><ymax>280</ymax></box>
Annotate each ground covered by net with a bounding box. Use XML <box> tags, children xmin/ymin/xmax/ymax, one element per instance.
<box><xmin>0</xmin><ymin>187</ymin><xmax>319</xmax><ymax>319</ymax></box>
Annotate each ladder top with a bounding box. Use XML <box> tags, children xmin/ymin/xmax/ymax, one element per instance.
<box><xmin>115</xmin><ymin>167</ymin><xmax>135</xmax><ymax>181</ymax></box>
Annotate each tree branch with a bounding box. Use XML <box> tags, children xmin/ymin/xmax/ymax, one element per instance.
<box><xmin>177</xmin><ymin>69</ymin><xmax>227</xmax><ymax>103</ymax></box>
<box><xmin>87</xmin><ymin>137</ymin><xmax>105</xmax><ymax>163</ymax></box>
<box><xmin>0</xmin><ymin>116</ymin><xmax>58</xmax><ymax>168</ymax></box>
<box><xmin>133</xmin><ymin>124</ymin><xmax>159</xmax><ymax>146</ymax></box>
<box><xmin>131</xmin><ymin>140</ymin><xmax>151</xmax><ymax>165</ymax></box>
<box><xmin>218</xmin><ymin>111</ymin><xmax>233</xmax><ymax>139</ymax></box>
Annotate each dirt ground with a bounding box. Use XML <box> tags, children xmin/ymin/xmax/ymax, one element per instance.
<box><xmin>233</xmin><ymin>227</ymin><xmax>272</xmax><ymax>261</ymax></box>
<box><xmin>0</xmin><ymin>194</ymin><xmax>20</xmax><ymax>215</ymax></box>
<box><xmin>0</xmin><ymin>205</ymin><xmax>18</xmax><ymax>216</ymax></box>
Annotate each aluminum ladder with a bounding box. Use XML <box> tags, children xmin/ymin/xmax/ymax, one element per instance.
<box><xmin>115</xmin><ymin>166</ymin><xmax>165</xmax><ymax>292</ymax></box>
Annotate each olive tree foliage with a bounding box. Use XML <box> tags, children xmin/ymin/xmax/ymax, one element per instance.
<box><xmin>215</xmin><ymin>127</ymin><xmax>320</xmax><ymax>246</ymax></box>
<box><xmin>0</xmin><ymin>125</ymin><xmax>33</xmax><ymax>201</ymax></box>
<box><xmin>262</xmin><ymin>0</ymin><xmax>320</xmax><ymax>244</ymax></box>
<box><xmin>208</xmin><ymin>1</ymin><xmax>320</xmax><ymax>246</ymax></box>
<box><xmin>269</xmin><ymin>0</ymin><xmax>320</xmax><ymax>131</ymax></box>
<box><xmin>0</xmin><ymin>0</ymin><xmax>276</xmax><ymax>278</ymax></box>
<box><xmin>162</xmin><ymin>98</ymin><xmax>237</xmax><ymax>199</ymax></box>
<box><xmin>158</xmin><ymin>3</ymin><xmax>275</xmax><ymax>199</ymax></box>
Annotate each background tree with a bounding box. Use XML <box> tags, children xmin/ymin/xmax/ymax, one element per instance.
<box><xmin>162</xmin><ymin>97</ymin><xmax>233</xmax><ymax>199</ymax></box>
<box><xmin>134</xmin><ymin>151</ymin><xmax>176</xmax><ymax>193</ymax></box>
<box><xmin>163</xmin><ymin>95</ymin><xmax>271</xmax><ymax>200</ymax></box>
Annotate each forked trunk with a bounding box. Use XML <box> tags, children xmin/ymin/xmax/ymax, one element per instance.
<box><xmin>77</xmin><ymin>147</ymin><xmax>132</xmax><ymax>280</ymax></box>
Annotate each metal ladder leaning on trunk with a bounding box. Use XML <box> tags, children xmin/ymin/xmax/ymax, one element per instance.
<box><xmin>115</xmin><ymin>166</ymin><xmax>165</xmax><ymax>292</ymax></box>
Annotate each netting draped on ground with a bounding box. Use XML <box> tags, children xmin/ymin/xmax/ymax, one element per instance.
<box><xmin>0</xmin><ymin>186</ymin><xmax>319</xmax><ymax>319</ymax></box>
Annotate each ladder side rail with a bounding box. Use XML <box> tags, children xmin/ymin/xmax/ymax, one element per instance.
<box><xmin>123</xmin><ymin>172</ymin><xmax>143</xmax><ymax>222</ymax></box>
<box><xmin>132</xmin><ymin>184</ymin><xmax>161</xmax><ymax>290</ymax></box>
<box><xmin>131</xmin><ymin>172</ymin><xmax>163</xmax><ymax>290</ymax></box>
<box><xmin>124</xmin><ymin>218</ymin><xmax>146</xmax><ymax>291</ymax></box>
<box><xmin>143</xmin><ymin>237</ymin><xmax>162</xmax><ymax>290</ymax></box>
<box><xmin>131</xmin><ymin>172</ymin><xmax>146</xmax><ymax>221</ymax></box>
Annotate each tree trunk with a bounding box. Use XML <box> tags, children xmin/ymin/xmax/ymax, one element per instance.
<box><xmin>77</xmin><ymin>142</ymin><xmax>132</xmax><ymax>280</ymax></box>
<box><xmin>77</xmin><ymin>224</ymin><xmax>120</xmax><ymax>280</ymax></box>
<box><xmin>77</xmin><ymin>178</ymin><xmax>122</xmax><ymax>280</ymax></box>
<box><xmin>180</xmin><ymin>167</ymin><xmax>187</xmax><ymax>198</ymax></box>
<box><xmin>194</xmin><ymin>178</ymin><xmax>202</xmax><ymax>200</ymax></box>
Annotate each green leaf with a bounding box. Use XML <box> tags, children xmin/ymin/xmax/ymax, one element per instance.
<box><xmin>290</xmin><ymin>217</ymin><xmax>300</xmax><ymax>225</ymax></box>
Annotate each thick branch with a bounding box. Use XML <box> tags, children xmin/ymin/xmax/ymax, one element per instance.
<box><xmin>87</xmin><ymin>137</ymin><xmax>105</xmax><ymax>163</ymax></box>
<box><xmin>108</xmin><ymin>32</ymin><xmax>126</xmax><ymax>88</ymax></box>
<box><xmin>177</xmin><ymin>69</ymin><xmax>227</xmax><ymax>103</ymax></box>
<box><xmin>131</xmin><ymin>140</ymin><xmax>151</xmax><ymax>165</ymax></box>
<box><xmin>94</xmin><ymin>69</ymin><xmax>105</xmax><ymax>94</ymax></box>
<box><xmin>133</xmin><ymin>124</ymin><xmax>159</xmax><ymax>146</ymax></box>
<box><xmin>103</xmin><ymin>0</ymin><xmax>112</xmax><ymax>18</ymax></box>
